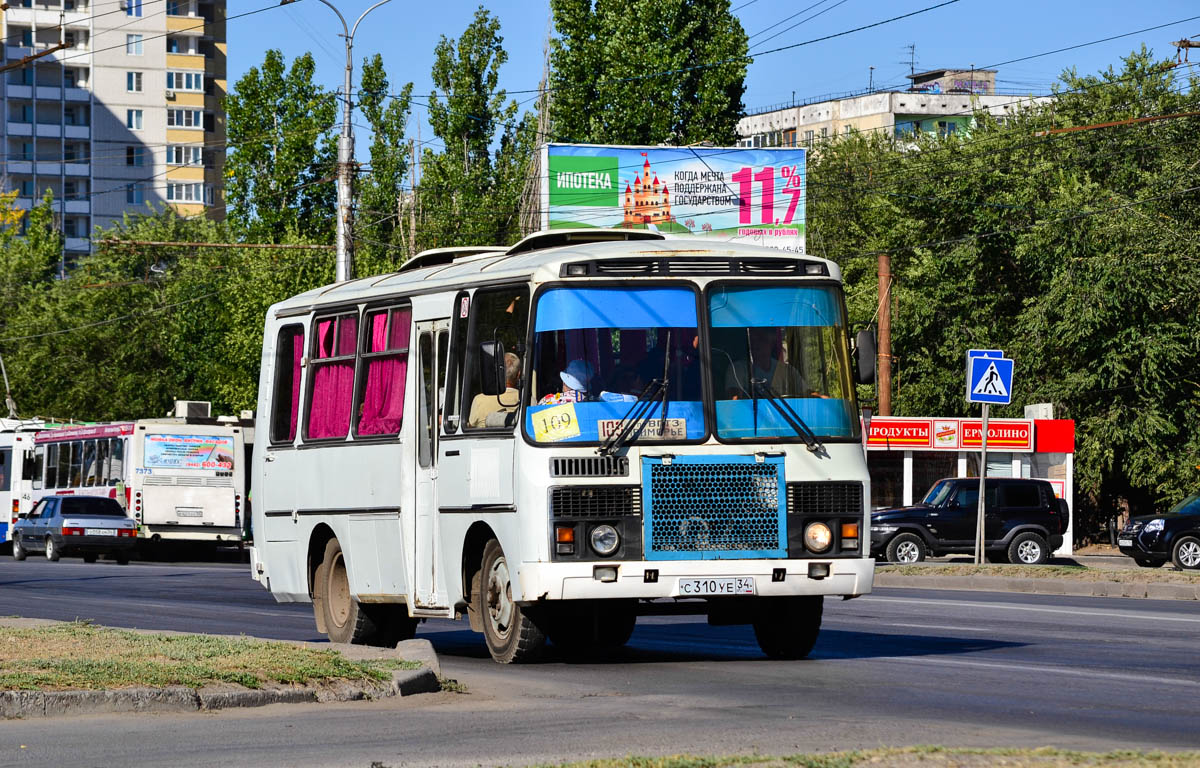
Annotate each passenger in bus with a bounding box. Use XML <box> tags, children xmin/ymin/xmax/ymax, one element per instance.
<box><xmin>468</xmin><ymin>353</ymin><xmax>522</xmax><ymax>428</ymax></box>
<box><xmin>600</xmin><ymin>366</ymin><xmax>645</xmax><ymax>402</ymax></box>
<box><xmin>538</xmin><ymin>359</ymin><xmax>594</xmax><ymax>405</ymax></box>
<box><xmin>725</xmin><ymin>327</ymin><xmax>816</xmax><ymax>399</ymax></box>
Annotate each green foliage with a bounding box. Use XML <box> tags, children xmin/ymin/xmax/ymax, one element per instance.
<box><xmin>809</xmin><ymin>48</ymin><xmax>1200</xmax><ymax>529</ymax></box>
<box><xmin>224</xmin><ymin>50</ymin><xmax>338</xmax><ymax>242</ymax></box>
<box><xmin>548</xmin><ymin>0</ymin><xmax>749</xmax><ymax>145</ymax></box>
<box><xmin>355</xmin><ymin>54</ymin><xmax>413</xmax><ymax>265</ymax></box>
<box><xmin>418</xmin><ymin>6</ymin><xmax>531</xmax><ymax>248</ymax></box>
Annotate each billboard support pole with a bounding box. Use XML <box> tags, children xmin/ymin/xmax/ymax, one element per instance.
<box><xmin>877</xmin><ymin>251</ymin><xmax>892</xmax><ymax>416</ymax></box>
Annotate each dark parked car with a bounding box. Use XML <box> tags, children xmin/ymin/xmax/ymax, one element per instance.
<box><xmin>11</xmin><ymin>496</ymin><xmax>137</xmax><ymax>564</ymax></box>
<box><xmin>871</xmin><ymin>477</ymin><xmax>1067</xmax><ymax>564</ymax></box>
<box><xmin>1118</xmin><ymin>493</ymin><xmax>1200</xmax><ymax>570</ymax></box>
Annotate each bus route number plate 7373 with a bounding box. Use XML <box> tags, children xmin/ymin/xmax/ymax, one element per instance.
<box><xmin>676</xmin><ymin>577</ymin><xmax>756</xmax><ymax>596</ymax></box>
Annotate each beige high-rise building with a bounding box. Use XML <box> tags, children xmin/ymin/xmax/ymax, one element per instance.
<box><xmin>1</xmin><ymin>0</ymin><xmax>226</xmax><ymax>268</ymax></box>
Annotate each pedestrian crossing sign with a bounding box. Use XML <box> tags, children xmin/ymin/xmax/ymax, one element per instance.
<box><xmin>966</xmin><ymin>351</ymin><xmax>1013</xmax><ymax>405</ymax></box>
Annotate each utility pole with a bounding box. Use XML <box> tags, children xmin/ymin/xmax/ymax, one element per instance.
<box><xmin>279</xmin><ymin>0</ymin><xmax>394</xmax><ymax>282</ymax></box>
<box><xmin>408</xmin><ymin>138</ymin><xmax>417</xmax><ymax>259</ymax></box>
<box><xmin>876</xmin><ymin>252</ymin><xmax>892</xmax><ymax>416</ymax></box>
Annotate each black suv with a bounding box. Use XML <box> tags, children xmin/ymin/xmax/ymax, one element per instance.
<box><xmin>1117</xmin><ymin>492</ymin><xmax>1200</xmax><ymax>570</ymax></box>
<box><xmin>871</xmin><ymin>477</ymin><xmax>1067</xmax><ymax>564</ymax></box>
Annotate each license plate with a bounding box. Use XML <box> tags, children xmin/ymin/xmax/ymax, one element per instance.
<box><xmin>1118</xmin><ymin>539</ymin><xmax>1133</xmax><ymax>547</ymax></box>
<box><xmin>677</xmin><ymin>577</ymin><xmax>756</xmax><ymax>596</ymax></box>
<box><xmin>85</xmin><ymin>528</ymin><xmax>116</xmax><ymax>536</ymax></box>
<box><xmin>176</xmin><ymin>508</ymin><xmax>203</xmax><ymax>518</ymax></box>
<box><xmin>597</xmin><ymin>418</ymin><xmax>686</xmax><ymax>440</ymax></box>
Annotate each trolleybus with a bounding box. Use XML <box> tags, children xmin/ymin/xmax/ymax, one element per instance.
<box><xmin>30</xmin><ymin>415</ymin><xmax>247</xmax><ymax>545</ymax></box>
<box><xmin>250</xmin><ymin>230</ymin><xmax>876</xmax><ymax>662</ymax></box>
<box><xmin>1</xmin><ymin>418</ymin><xmax>42</xmax><ymax>548</ymax></box>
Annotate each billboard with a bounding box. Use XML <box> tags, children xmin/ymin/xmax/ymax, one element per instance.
<box><xmin>144</xmin><ymin>434</ymin><xmax>235</xmax><ymax>470</ymax></box>
<box><xmin>541</xmin><ymin>143</ymin><xmax>806</xmax><ymax>253</ymax></box>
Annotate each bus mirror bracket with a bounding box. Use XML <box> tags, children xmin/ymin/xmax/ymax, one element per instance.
<box><xmin>854</xmin><ymin>328</ymin><xmax>876</xmax><ymax>385</ymax></box>
<box><xmin>479</xmin><ymin>341</ymin><xmax>506</xmax><ymax>396</ymax></box>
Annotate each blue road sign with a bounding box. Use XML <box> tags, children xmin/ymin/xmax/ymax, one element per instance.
<box><xmin>966</xmin><ymin>353</ymin><xmax>1014</xmax><ymax>405</ymax></box>
<box><xmin>967</xmin><ymin>349</ymin><xmax>1004</xmax><ymax>360</ymax></box>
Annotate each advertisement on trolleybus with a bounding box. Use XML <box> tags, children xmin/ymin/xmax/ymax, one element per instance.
<box><xmin>31</xmin><ymin>420</ymin><xmax>246</xmax><ymax>544</ymax></box>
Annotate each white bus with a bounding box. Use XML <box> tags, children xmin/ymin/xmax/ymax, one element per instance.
<box><xmin>30</xmin><ymin>418</ymin><xmax>247</xmax><ymax>545</ymax></box>
<box><xmin>1</xmin><ymin>418</ymin><xmax>43</xmax><ymax>548</ymax></box>
<box><xmin>250</xmin><ymin>230</ymin><xmax>876</xmax><ymax>663</ymax></box>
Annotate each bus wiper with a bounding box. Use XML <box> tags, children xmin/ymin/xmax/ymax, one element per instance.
<box><xmin>752</xmin><ymin>380</ymin><xmax>824</xmax><ymax>453</ymax></box>
<box><xmin>598</xmin><ymin>378</ymin><xmax>667</xmax><ymax>456</ymax></box>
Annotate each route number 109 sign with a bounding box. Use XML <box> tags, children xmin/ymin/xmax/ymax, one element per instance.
<box><xmin>542</xmin><ymin>143</ymin><xmax>807</xmax><ymax>253</ymax></box>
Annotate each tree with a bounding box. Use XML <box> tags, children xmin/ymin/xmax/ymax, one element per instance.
<box><xmin>548</xmin><ymin>0</ymin><xmax>748</xmax><ymax>146</ymax></box>
<box><xmin>355</xmin><ymin>54</ymin><xmax>413</xmax><ymax>266</ymax></box>
<box><xmin>419</xmin><ymin>6</ymin><xmax>530</xmax><ymax>248</ymax></box>
<box><xmin>224</xmin><ymin>50</ymin><xmax>338</xmax><ymax>242</ymax></box>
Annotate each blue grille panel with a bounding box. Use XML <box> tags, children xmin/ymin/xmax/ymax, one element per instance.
<box><xmin>642</xmin><ymin>455</ymin><xmax>787</xmax><ymax>560</ymax></box>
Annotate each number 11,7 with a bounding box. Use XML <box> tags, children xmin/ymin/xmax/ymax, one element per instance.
<box><xmin>732</xmin><ymin>166</ymin><xmax>802</xmax><ymax>226</ymax></box>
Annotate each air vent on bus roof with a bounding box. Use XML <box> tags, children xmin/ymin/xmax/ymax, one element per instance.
<box><xmin>505</xmin><ymin>228</ymin><xmax>665</xmax><ymax>257</ymax></box>
<box><xmin>174</xmin><ymin>400</ymin><xmax>211</xmax><ymax>419</ymax></box>
<box><xmin>561</xmin><ymin>257</ymin><xmax>827</xmax><ymax>278</ymax></box>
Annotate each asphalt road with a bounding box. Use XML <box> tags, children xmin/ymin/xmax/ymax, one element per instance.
<box><xmin>0</xmin><ymin>557</ymin><xmax>1198</xmax><ymax>768</ymax></box>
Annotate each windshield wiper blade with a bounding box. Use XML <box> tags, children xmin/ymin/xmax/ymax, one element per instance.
<box><xmin>598</xmin><ymin>378</ymin><xmax>666</xmax><ymax>456</ymax></box>
<box><xmin>752</xmin><ymin>380</ymin><xmax>824</xmax><ymax>452</ymax></box>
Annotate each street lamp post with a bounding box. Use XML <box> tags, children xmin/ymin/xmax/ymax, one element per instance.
<box><xmin>280</xmin><ymin>0</ymin><xmax>394</xmax><ymax>282</ymax></box>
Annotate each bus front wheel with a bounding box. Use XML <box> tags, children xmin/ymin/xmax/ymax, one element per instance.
<box><xmin>314</xmin><ymin>537</ymin><xmax>380</xmax><ymax>645</ymax></box>
<box><xmin>752</xmin><ymin>596</ymin><xmax>823</xmax><ymax>660</ymax></box>
<box><xmin>478</xmin><ymin>539</ymin><xmax>546</xmax><ymax>663</ymax></box>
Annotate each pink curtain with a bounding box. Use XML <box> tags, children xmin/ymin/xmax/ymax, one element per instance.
<box><xmin>288</xmin><ymin>330</ymin><xmax>303</xmax><ymax>441</ymax></box>
<box><xmin>309</xmin><ymin>362</ymin><xmax>354</xmax><ymax>438</ymax></box>
<box><xmin>358</xmin><ymin>309</ymin><xmax>410</xmax><ymax>436</ymax></box>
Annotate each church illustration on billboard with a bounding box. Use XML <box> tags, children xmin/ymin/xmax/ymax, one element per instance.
<box><xmin>623</xmin><ymin>152</ymin><xmax>673</xmax><ymax>227</ymax></box>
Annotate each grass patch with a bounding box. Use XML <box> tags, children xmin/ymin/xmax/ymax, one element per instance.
<box><xmin>0</xmin><ymin>621</ymin><xmax>418</xmax><ymax>692</ymax></box>
<box><xmin>527</xmin><ymin>747</ymin><xmax>1200</xmax><ymax>768</ymax></box>
<box><xmin>879</xmin><ymin>563</ymin><xmax>1200</xmax><ymax>584</ymax></box>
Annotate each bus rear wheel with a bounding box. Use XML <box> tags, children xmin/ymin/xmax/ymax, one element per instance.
<box><xmin>314</xmin><ymin>537</ymin><xmax>381</xmax><ymax>645</ymax></box>
<box><xmin>752</xmin><ymin>596</ymin><xmax>823</xmax><ymax>660</ymax></box>
<box><xmin>479</xmin><ymin>539</ymin><xmax>546</xmax><ymax>663</ymax></box>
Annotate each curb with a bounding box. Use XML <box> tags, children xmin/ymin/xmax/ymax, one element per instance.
<box><xmin>0</xmin><ymin>637</ymin><xmax>442</xmax><ymax>720</ymax></box>
<box><xmin>873</xmin><ymin>572</ymin><xmax>1200</xmax><ymax>600</ymax></box>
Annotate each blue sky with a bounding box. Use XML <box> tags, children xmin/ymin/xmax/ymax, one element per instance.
<box><xmin>228</xmin><ymin>0</ymin><xmax>1200</xmax><ymax>150</ymax></box>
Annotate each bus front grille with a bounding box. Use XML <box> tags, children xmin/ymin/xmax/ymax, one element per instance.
<box><xmin>550</xmin><ymin>486</ymin><xmax>641</xmax><ymax>518</ymax></box>
<box><xmin>642</xmin><ymin>456</ymin><xmax>787</xmax><ymax>560</ymax></box>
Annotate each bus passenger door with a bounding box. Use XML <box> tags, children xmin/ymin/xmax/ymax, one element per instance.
<box><xmin>412</xmin><ymin>321</ymin><xmax>450</xmax><ymax>611</ymax></box>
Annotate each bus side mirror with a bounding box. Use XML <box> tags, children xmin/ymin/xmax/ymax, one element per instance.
<box><xmin>854</xmin><ymin>329</ymin><xmax>876</xmax><ymax>385</ymax></box>
<box><xmin>479</xmin><ymin>341</ymin><xmax>506</xmax><ymax>396</ymax></box>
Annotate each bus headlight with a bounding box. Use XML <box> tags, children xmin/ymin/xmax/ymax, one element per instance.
<box><xmin>589</xmin><ymin>524</ymin><xmax>620</xmax><ymax>557</ymax></box>
<box><xmin>804</xmin><ymin>522</ymin><xmax>833</xmax><ymax>554</ymax></box>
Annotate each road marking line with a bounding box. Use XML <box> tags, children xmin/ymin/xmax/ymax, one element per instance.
<box><xmin>885</xmin><ymin>623</ymin><xmax>989</xmax><ymax>632</ymax></box>
<box><xmin>861</xmin><ymin>595</ymin><xmax>1200</xmax><ymax>624</ymax></box>
<box><xmin>883</xmin><ymin>654</ymin><xmax>1198</xmax><ymax>688</ymax></box>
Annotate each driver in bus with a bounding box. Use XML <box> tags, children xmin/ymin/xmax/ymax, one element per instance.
<box><xmin>538</xmin><ymin>359</ymin><xmax>593</xmax><ymax>405</ymax></box>
<box><xmin>725</xmin><ymin>326</ymin><xmax>818</xmax><ymax>399</ymax></box>
<box><xmin>468</xmin><ymin>352</ymin><xmax>522</xmax><ymax>428</ymax></box>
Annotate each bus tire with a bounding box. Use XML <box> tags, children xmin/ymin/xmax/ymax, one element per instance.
<box><xmin>315</xmin><ymin>537</ymin><xmax>380</xmax><ymax>645</ymax></box>
<box><xmin>45</xmin><ymin>537</ymin><xmax>61</xmax><ymax>562</ymax></box>
<box><xmin>115</xmin><ymin>552</ymin><xmax>130</xmax><ymax>566</ymax></box>
<box><xmin>479</xmin><ymin>538</ymin><xmax>545</xmax><ymax>664</ymax></box>
<box><xmin>752</xmin><ymin>596</ymin><xmax>823</xmax><ymax>660</ymax></box>
<box><xmin>12</xmin><ymin>538</ymin><xmax>26</xmax><ymax>561</ymax></box>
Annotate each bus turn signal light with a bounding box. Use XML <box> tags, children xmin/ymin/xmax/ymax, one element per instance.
<box><xmin>841</xmin><ymin>522</ymin><xmax>860</xmax><ymax>549</ymax></box>
<box><xmin>555</xmin><ymin>525</ymin><xmax>575</xmax><ymax>555</ymax></box>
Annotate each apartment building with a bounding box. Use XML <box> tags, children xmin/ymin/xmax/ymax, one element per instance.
<box><xmin>738</xmin><ymin>68</ymin><xmax>1051</xmax><ymax>150</ymax></box>
<box><xmin>1</xmin><ymin>0</ymin><xmax>226</xmax><ymax>267</ymax></box>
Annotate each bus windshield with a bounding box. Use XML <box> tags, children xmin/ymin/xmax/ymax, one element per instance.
<box><xmin>527</xmin><ymin>286</ymin><xmax>705</xmax><ymax>444</ymax></box>
<box><xmin>708</xmin><ymin>284</ymin><xmax>858</xmax><ymax>441</ymax></box>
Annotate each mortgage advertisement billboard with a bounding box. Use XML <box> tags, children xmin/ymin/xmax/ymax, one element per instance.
<box><xmin>541</xmin><ymin>143</ymin><xmax>806</xmax><ymax>253</ymax></box>
<box><xmin>144</xmin><ymin>434</ymin><xmax>235</xmax><ymax>470</ymax></box>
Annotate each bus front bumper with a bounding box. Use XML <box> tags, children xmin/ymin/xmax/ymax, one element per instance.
<box><xmin>518</xmin><ymin>557</ymin><xmax>875</xmax><ymax>603</ymax></box>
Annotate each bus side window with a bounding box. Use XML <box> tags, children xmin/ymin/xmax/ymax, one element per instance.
<box><xmin>56</xmin><ymin>443</ymin><xmax>70</xmax><ymax>489</ymax></box>
<box><xmin>31</xmin><ymin>445</ymin><xmax>43</xmax><ymax>490</ymax></box>
<box><xmin>0</xmin><ymin>448</ymin><xmax>8</xmax><ymax>492</ymax></box>
<box><xmin>109</xmin><ymin>438</ymin><xmax>124</xmax><ymax>486</ymax></box>
<box><xmin>96</xmin><ymin>439</ymin><xmax>110</xmax><ymax>487</ymax></box>
<box><xmin>461</xmin><ymin>285</ymin><xmax>529</xmax><ymax>431</ymax></box>
<box><xmin>417</xmin><ymin>332</ymin><xmax>435</xmax><ymax>467</ymax></box>
<box><xmin>83</xmin><ymin>439</ymin><xmax>98</xmax><ymax>487</ymax></box>
<box><xmin>306</xmin><ymin>312</ymin><xmax>358</xmax><ymax>440</ymax></box>
<box><xmin>355</xmin><ymin>306</ymin><xmax>410</xmax><ymax>437</ymax></box>
<box><xmin>441</xmin><ymin>290</ymin><xmax>470</xmax><ymax>434</ymax></box>
<box><xmin>68</xmin><ymin>440</ymin><xmax>83</xmax><ymax>487</ymax></box>
<box><xmin>45</xmin><ymin>444</ymin><xmax>58</xmax><ymax>488</ymax></box>
<box><xmin>270</xmin><ymin>324</ymin><xmax>305</xmax><ymax>444</ymax></box>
